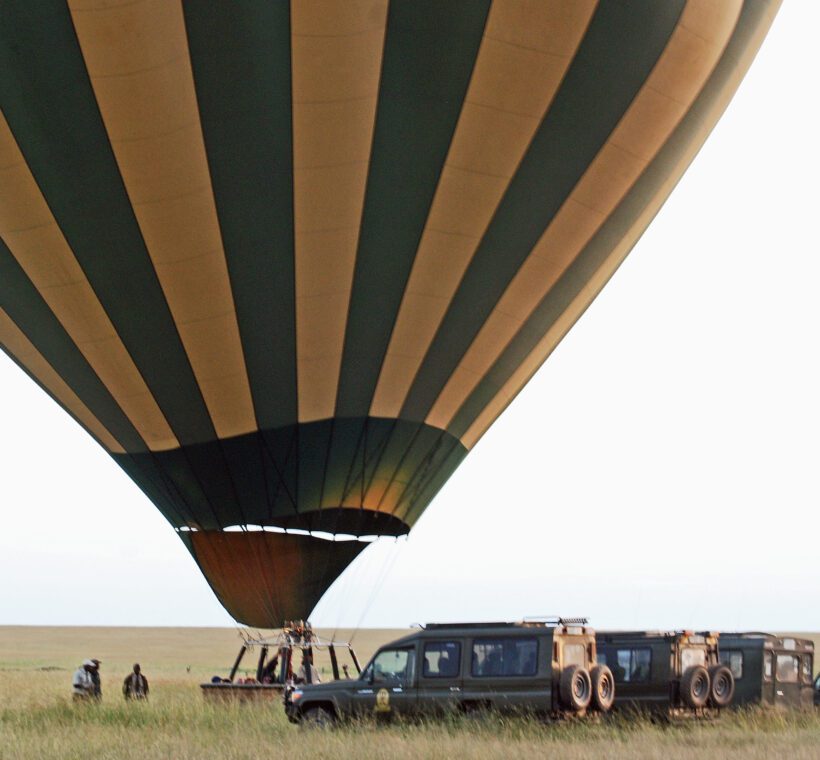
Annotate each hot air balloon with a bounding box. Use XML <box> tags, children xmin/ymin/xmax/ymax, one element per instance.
<box><xmin>0</xmin><ymin>1</ymin><xmax>779</xmax><ymax>627</ymax></box>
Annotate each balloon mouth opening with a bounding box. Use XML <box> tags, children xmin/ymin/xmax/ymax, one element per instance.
<box><xmin>182</xmin><ymin>528</ymin><xmax>375</xmax><ymax>628</ymax></box>
<box><xmin>173</xmin><ymin>506</ymin><xmax>409</xmax><ymax>539</ymax></box>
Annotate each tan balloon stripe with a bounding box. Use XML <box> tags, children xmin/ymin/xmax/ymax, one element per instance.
<box><xmin>0</xmin><ymin>113</ymin><xmax>178</xmax><ymax>451</ymax></box>
<box><xmin>0</xmin><ymin>309</ymin><xmax>125</xmax><ymax>453</ymax></box>
<box><xmin>69</xmin><ymin>0</ymin><xmax>256</xmax><ymax>440</ymax></box>
<box><xmin>369</xmin><ymin>0</ymin><xmax>598</xmax><ymax>419</ymax></box>
<box><xmin>461</xmin><ymin>0</ymin><xmax>778</xmax><ymax>451</ymax></box>
<box><xmin>426</xmin><ymin>0</ymin><xmax>741</xmax><ymax>431</ymax></box>
<box><xmin>292</xmin><ymin>0</ymin><xmax>389</xmax><ymax>423</ymax></box>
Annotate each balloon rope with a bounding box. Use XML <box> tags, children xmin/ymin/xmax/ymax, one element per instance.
<box><xmin>328</xmin><ymin>532</ymin><xmax>376</xmax><ymax>642</ymax></box>
<box><xmin>349</xmin><ymin>537</ymin><xmax>404</xmax><ymax>646</ymax></box>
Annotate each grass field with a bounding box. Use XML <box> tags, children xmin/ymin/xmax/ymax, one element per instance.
<box><xmin>1</xmin><ymin>627</ymin><xmax>818</xmax><ymax>759</ymax></box>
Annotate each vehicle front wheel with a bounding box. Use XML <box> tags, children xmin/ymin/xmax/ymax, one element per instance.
<box><xmin>708</xmin><ymin>665</ymin><xmax>735</xmax><ymax>708</ymax></box>
<box><xmin>680</xmin><ymin>666</ymin><xmax>710</xmax><ymax>709</ymax></box>
<box><xmin>301</xmin><ymin>705</ymin><xmax>335</xmax><ymax>729</ymax></box>
<box><xmin>590</xmin><ymin>665</ymin><xmax>615</xmax><ymax>712</ymax></box>
<box><xmin>560</xmin><ymin>665</ymin><xmax>592</xmax><ymax>712</ymax></box>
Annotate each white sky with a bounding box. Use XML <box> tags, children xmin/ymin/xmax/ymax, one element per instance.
<box><xmin>1</xmin><ymin>3</ymin><xmax>817</xmax><ymax>632</ymax></box>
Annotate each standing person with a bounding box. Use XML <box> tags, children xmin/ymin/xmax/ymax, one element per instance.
<box><xmin>122</xmin><ymin>663</ymin><xmax>149</xmax><ymax>700</ymax></box>
<box><xmin>296</xmin><ymin>652</ymin><xmax>321</xmax><ymax>684</ymax></box>
<box><xmin>72</xmin><ymin>660</ymin><xmax>96</xmax><ymax>701</ymax></box>
<box><xmin>90</xmin><ymin>659</ymin><xmax>102</xmax><ymax>700</ymax></box>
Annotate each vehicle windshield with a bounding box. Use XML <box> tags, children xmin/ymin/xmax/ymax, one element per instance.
<box><xmin>362</xmin><ymin>648</ymin><xmax>416</xmax><ymax>686</ymax></box>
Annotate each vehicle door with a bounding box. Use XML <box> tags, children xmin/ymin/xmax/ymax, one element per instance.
<box><xmin>679</xmin><ymin>645</ymin><xmax>709</xmax><ymax>708</ymax></box>
<box><xmin>462</xmin><ymin>635</ymin><xmax>542</xmax><ymax>712</ymax></box>
<box><xmin>351</xmin><ymin>646</ymin><xmax>417</xmax><ymax>718</ymax></box>
<box><xmin>773</xmin><ymin>650</ymin><xmax>801</xmax><ymax>707</ymax></box>
<box><xmin>799</xmin><ymin>653</ymin><xmax>814</xmax><ymax>709</ymax></box>
<box><xmin>719</xmin><ymin>648</ymin><xmax>748</xmax><ymax>704</ymax></box>
<box><xmin>417</xmin><ymin>639</ymin><xmax>463</xmax><ymax>715</ymax></box>
<box><xmin>602</xmin><ymin>643</ymin><xmax>656</xmax><ymax>708</ymax></box>
<box><xmin>761</xmin><ymin>648</ymin><xmax>776</xmax><ymax>705</ymax></box>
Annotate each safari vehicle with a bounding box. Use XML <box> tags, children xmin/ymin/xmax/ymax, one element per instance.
<box><xmin>595</xmin><ymin>631</ymin><xmax>734</xmax><ymax>715</ymax></box>
<box><xmin>718</xmin><ymin>633</ymin><xmax>814</xmax><ymax>710</ymax></box>
<box><xmin>201</xmin><ymin>621</ymin><xmax>360</xmax><ymax>701</ymax></box>
<box><xmin>814</xmin><ymin>672</ymin><xmax>819</xmax><ymax>707</ymax></box>
<box><xmin>285</xmin><ymin>617</ymin><xmax>614</xmax><ymax>725</ymax></box>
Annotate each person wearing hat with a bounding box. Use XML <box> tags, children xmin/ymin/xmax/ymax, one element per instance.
<box><xmin>72</xmin><ymin>660</ymin><xmax>96</xmax><ymax>701</ymax></box>
<box><xmin>90</xmin><ymin>658</ymin><xmax>102</xmax><ymax>699</ymax></box>
<box><xmin>122</xmin><ymin>663</ymin><xmax>149</xmax><ymax>700</ymax></box>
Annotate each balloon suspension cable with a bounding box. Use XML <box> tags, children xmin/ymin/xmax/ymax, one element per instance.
<box><xmin>349</xmin><ymin>536</ymin><xmax>405</xmax><ymax>645</ymax></box>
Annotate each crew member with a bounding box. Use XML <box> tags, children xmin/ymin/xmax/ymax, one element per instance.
<box><xmin>122</xmin><ymin>663</ymin><xmax>149</xmax><ymax>700</ymax></box>
<box><xmin>296</xmin><ymin>652</ymin><xmax>321</xmax><ymax>684</ymax></box>
<box><xmin>90</xmin><ymin>659</ymin><xmax>102</xmax><ymax>699</ymax></box>
<box><xmin>72</xmin><ymin>660</ymin><xmax>96</xmax><ymax>701</ymax></box>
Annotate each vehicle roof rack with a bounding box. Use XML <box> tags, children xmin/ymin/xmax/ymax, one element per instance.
<box><xmin>424</xmin><ymin>622</ymin><xmax>516</xmax><ymax>630</ymax></box>
<box><xmin>423</xmin><ymin>617</ymin><xmax>590</xmax><ymax>630</ymax></box>
<box><xmin>522</xmin><ymin>616</ymin><xmax>589</xmax><ymax>626</ymax></box>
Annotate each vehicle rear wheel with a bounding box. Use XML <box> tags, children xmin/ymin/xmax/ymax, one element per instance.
<box><xmin>680</xmin><ymin>666</ymin><xmax>710</xmax><ymax>709</ymax></box>
<box><xmin>560</xmin><ymin>665</ymin><xmax>592</xmax><ymax>712</ymax></box>
<box><xmin>708</xmin><ymin>665</ymin><xmax>735</xmax><ymax>708</ymax></box>
<box><xmin>590</xmin><ymin>665</ymin><xmax>615</xmax><ymax>712</ymax></box>
<box><xmin>301</xmin><ymin>705</ymin><xmax>335</xmax><ymax>728</ymax></box>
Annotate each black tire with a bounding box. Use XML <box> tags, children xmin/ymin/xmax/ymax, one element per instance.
<box><xmin>708</xmin><ymin>665</ymin><xmax>735</xmax><ymax>708</ymax></box>
<box><xmin>560</xmin><ymin>665</ymin><xmax>593</xmax><ymax>712</ymax></box>
<box><xmin>301</xmin><ymin>705</ymin><xmax>335</xmax><ymax>728</ymax></box>
<box><xmin>680</xmin><ymin>666</ymin><xmax>710</xmax><ymax>709</ymax></box>
<box><xmin>590</xmin><ymin>665</ymin><xmax>615</xmax><ymax>712</ymax></box>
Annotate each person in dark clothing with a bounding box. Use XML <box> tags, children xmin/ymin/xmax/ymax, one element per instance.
<box><xmin>122</xmin><ymin>663</ymin><xmax>149</xmax><ymax>700</ymax></box>
<box><xmin>90</xmin><ymin>659</ymin><xmax>102</xmax><ymax>700</ymax></box>
<box><xmin>260</xmin><ymin>655</ymin><xmax>279</xmax><ymax>684</ymax></box>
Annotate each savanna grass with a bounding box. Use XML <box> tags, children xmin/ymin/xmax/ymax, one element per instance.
<box><xmin>1</xmin><ymin>627</ymin><xmax>818</xmax><ymax>759</ymax></box>
<box><xmin>2</xmin><ymin>671</ymin><xmax>819</xmax><ymax>760</ymax></box>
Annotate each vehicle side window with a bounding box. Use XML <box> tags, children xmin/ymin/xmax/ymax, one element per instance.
<box><xmin>763</xmin><ymin>652</ymin><xmax>773</xmax><ymax>680</ymax></box>
<box><xmin>612</xmin><ymin>649</ymin><xmax>651</xmax><ymax>682</ymax></box>
<box><xmin>471</xmin><ymin>637</ymin><xmax>537</xmax><ymax>677</ymax></box>
<box><xmin>776</xmin><ymin>654</ymin><xmax>799</xmax><ymax>684</ymax></box>
<box><xmin>719</xmin><ymin>650</ymin><xmax>744</xmax><ymax>679</ymax></box>
<box><xmin>423</xmin><ymin>641</ymin><xmax>461</xmax><ymax>678</ymax></box>
<box><xmin>371</xmin><ymin>648</ymin><xmax>416</xmax><ymax>686</ymax></box>
<box><xmin>801</xmin><ymin>656</ymin><xmax>812</xmax><ymax>684</ymax></box>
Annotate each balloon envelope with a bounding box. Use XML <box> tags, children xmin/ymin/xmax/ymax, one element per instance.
<box><xmin>0</xmin><ymin>1</ymin><xmax>779</xmax><ymax>626</ymax></box>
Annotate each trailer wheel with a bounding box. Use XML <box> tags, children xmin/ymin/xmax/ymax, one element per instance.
<box><xmin>560</xmin><ymin>665</ymin><xmax>592</xmax><ymax>712</ymax></box>
<box><xmin>301</xmin><ymin>705</ymin><xmax>335</xmax><ymax>728</ymax></box>
<box><xmin>680</xmin><ymin>666</ymin><xmax>710</xmax><ymax>709</ymax></box>
<box><xmin>708</xmin><ymin>665</ymin><xmax>735</xmax><ymax>708</ymax></box>
<box><xmin>590</xmin><ymin>665</ymin><xmax>615</xmax><ymax>712</ymax></box>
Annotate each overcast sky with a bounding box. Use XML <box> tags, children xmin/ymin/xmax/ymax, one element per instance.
<box><xmin>1</xmin><ymin>3</ymin><xmax>817</xmax><ymax>632</ymax></box>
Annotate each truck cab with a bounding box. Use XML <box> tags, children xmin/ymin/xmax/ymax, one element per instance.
<box><xmin>285</xmin><ymin>618</ymin><xmax>614</xmax><ymax>724</ymax></box>
<box><xmin>596</xmin><ymin>631</ymin><xmax>734</xmax><ymax>715</ymax></box>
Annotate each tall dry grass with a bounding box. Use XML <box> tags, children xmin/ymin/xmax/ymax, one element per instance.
<box><xmin>1</xmin><ymin>627</ymin><xmax>818</xmax><ymax>759</ymax></box>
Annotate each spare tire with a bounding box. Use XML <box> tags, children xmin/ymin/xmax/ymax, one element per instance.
<box><xmin>708</xmin><ymin>664</ymin><xmax>735</xmax><ymax>708</ymax></box>
<box><xmin>560</xmin><ymin>665</ymin><xmax>592</xmax><ymax>712</ymax></box>
<box><xmin>680</xmin><ymin>665</ymin><xmax>710</xmax><ymax>709</ymax></box>
<box><xmin>590</xmin><ymin>664</ymin><xmax>615</xmax><ymax>712</ymax></box>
